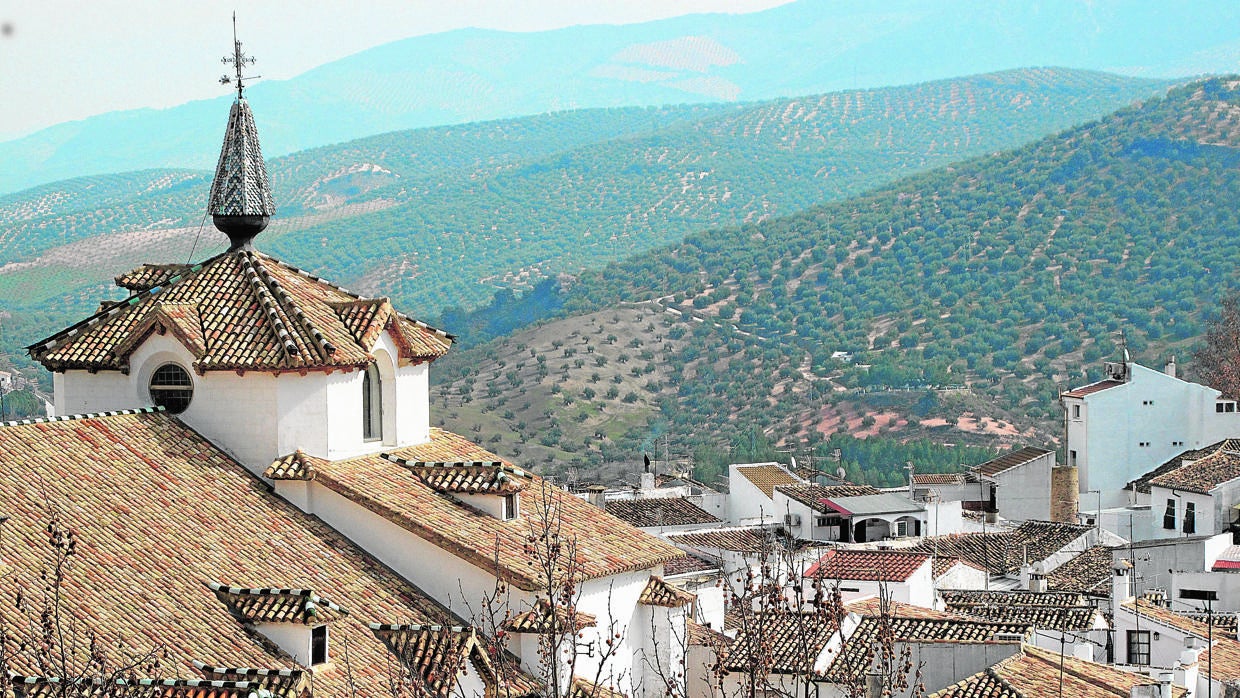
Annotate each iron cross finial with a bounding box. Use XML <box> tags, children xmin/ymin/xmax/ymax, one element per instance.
<box><xmin>219</xmin><ymin>13</ymin><xmax>258</xmax><ymax>98</ymax></box>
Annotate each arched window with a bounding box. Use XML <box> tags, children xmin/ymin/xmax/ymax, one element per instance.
<box><xmin>149</xmin><ymin>363</ymin><xmax>193</xmax><ymax>414</ymax></box>
<box><xmin>362</xmin><ymin>363</ymin><xmax>382</xmax><ymax>441</ymax></box>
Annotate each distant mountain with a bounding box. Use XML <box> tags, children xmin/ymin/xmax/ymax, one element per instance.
<box><xmin>0</xmin><ymin>69</ymin><xmax>1170</xmax><ymax>379</ymax></box>
<box><xmin>432</xmin><ymin>76</ymin><xmax>1240</xmax><ymax>480</ymax></box>
<box><xmin>2</xmin><ymin>0</ymin><xmax>1238</xmax><ymax>194</ymax></box>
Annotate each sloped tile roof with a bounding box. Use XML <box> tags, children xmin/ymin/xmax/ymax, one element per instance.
<box><xmin>115</xmin><ymin>263</ymin><xmax>194</xmax><ymax>291</ymax></box>
<box><xmin>913</xmin><ymin>473</ymin><xmax>970</xmax><ymax>485</ymax></box>
<box><xmin>804</xmin><ymin>549</ymin><xmax>930</xmax><ymax>582</ymax></box>
<box><xmin>503</xmin><ymin>600</ymin><xmax>597</xmax><ymax>633</ymax></box>
<box><xmin>686</xmin><ymin>620</ymin><xmax>729</xmax><ymax>648</ymax></box>
<box><xmin>5</xmin><ymin>675</ymin><xmax>280</xmax><ymax>698</ymax></box>
<box><xmin>930</xmin><ymin>644</ymin><xmax>1186</xmax><ymax>698</ymax></box>
<box><xmin>569</xmin><ymin>676</ymin><xmax>628</xmax><ymax>698</ymax></box>
<box><xmin>1121</xmin><ymin>599</ymin><xmax>1214</xmax><ymax>638</ymax></box>
<box><xmin>1149</xmin><ymin>448</ymin><xmax>1240</xmax><ymax>494</ymax></box>
<box><xmin>663</xmin><ymin>554</ymin><xmax>720</xmax><ymax>577</ymax></box>
<box><xmin>605</xmin><ymin>497</ymin><xmax>721</xmax><ymax>527</ymax></box>
<box><xmin>724</xmin><ymin>611</ymin><xmax>840</xmax><ymax>674</ymax></box>
<box><xmin>1061</xmin><ymin>379</ymin><xmax>1125</xmax><ymax>399</ymax></box>
<box><xmin>1128</xmin><ymin>439</ymin><xmax>1240</xmax><ymax>494</ymax></box>
<box><xmin>367</xmin><ymin>623</ymin><xmax>536</xmax><ymax>698</ymax></box>
<box><xmin>775</xmin><ymin>484</ymin><xmax>881</xmax><ymax>511</ymax></box>
<box><xmin>310</xmin><ymin>430</ymin><xmax>684</xmax><ymax>591</ymax></box>
<box><xmin>397</xmin><ymin>458</ymin><xmax>530</xmax><ymax>495</ymax></box>
<box><xmin>827</xmin><ymin>616</ymin><xmax>1027</xmax><ymax>681</ymax></box>
<box><xmin>665</xmin><ymin>527</ymin><xmax>779</xmax><ymax>553</ymax></box>
<box><xmin>735</xmin><ymin>463</ymin><xmax>802</xmax><ymax>498</ymax></box>
<box><xmin>192</xmin><ymin>663</ymin><xmax>305</xmax><ymax>697</ymax></box>
<box><xmin>939</xmin><ymin>590</ymin><xmax>1088</xmax><ymax>608</ymax></box>
<box><xmin>1046</xmin><ymin>546</ymin><xmax>1115</xmax><ymax>595</ymax></box>
<box><xmin>932</xmin><ymin>556</ymin><xmax>987</xmax><ymax>579</ymax></box>
<box><xmin>1201</xmin><ymin>636</ymin><xmax>1240</xmax><ymax>681</ymax></box>
<box><xmin>29</xmin><ymin>250</ymin><xmax>452</xmax><ymax>373</ymax></box>
<box><xmin>944</xmin><ymin>603</ymin><xmax>1100</xmax><ymax>633</ymax></box>
<box><xmin>912</xmin><ymin>521</ymin><xmax>1092</xmax><ymax>575</ymax></box>
<box><xmin>638</xmin><ymin>577</ymin><xmax>694</xmax><ymax>607</ymax></box>
<box><xmin>207</xmin><ymin>582</ymin><xmax>348</xmax><ymax>624</ymax></box>
<box><xmin>0</xmin><ymin>410</ymin><xmax>461</xmax><ymax>697</ymax></box>
<box><xmin>263</xmin><ymin>450</ymin><xmax>324</xmax><ymax>480</ymax></box>
<box><xmin>973</xmin><ymin>447</ymin><xmax>1052</xmax><ymax>478</ymax></box>
<box><xmin>844</xmin><ymin>598</ymin><xmax>964</xmax><ymax>620</ymax></box>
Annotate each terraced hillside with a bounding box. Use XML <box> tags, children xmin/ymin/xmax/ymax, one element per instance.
<box><xmin>434</xmin><ymin>77</ymin><xmax>1240</xmax><ymax>484</ymax></box>
<box><xmin>0</xmin><ymin>69</ymin><xmax>1170</xmax><ymax>386</ymax></box>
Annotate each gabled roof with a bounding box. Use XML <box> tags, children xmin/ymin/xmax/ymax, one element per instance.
<box><xmin>912</xmin><ymin>521</ymin><xmax>1092</xmax><ymax>575</ymax></box>
<box><xmin>367</xmin><ymin>623</ymin><xmax>537</xmax><ymax>698</ymax></box>
<box><xmin>827</xmin><ymin>616</ymin><xmax>1027</xmax><ymax>681</ymax></box>
<box><xmin>665</xmin><ymin>526</ymin><xmax>784</xmax><ymax>553</ymax></box>
<box><xmin>1047</xmin><ymin>546</ymin><xmax>1115</xmax><ymax>595</ymax></box>
<box><xmin>638</xmin><ymin>576</ymin><xmax>694</xmax><ymax>607</ymax></box>
<box><xmin>724</xmin><ymin>611</ymin><xmax>840</xmax><ymax>674</ymax></box>
<box><xmin>930</xmin><ymin>644</ymin><xmax>1186</xmax><ymax>698</ymax></box>
<box><xmin>0</xmin><ymin>410</ymin><xmax>462</xmax><ymax>697</ymax></box>
<box><xmin>940</xmin><ymin>589</ymin><xmax>1088</xmax><ymax>608</ymax></box>
<box><xmin>1127</xmin><ymin>438</ymin><xmax>1240</xmax><ymax>494</ymax></box>
<box><xmin>207</xmin><ymin>582</ymin><xmax>348</xmax><ymax>624</ymax></box>
<box><xmin>804</xmin><ymin>549</ymin><xmax>930</xmax><ymax>582</ymax></box>
<box><xmin>605</xmin><ymin>497</ymin><xmax>721</xmax><ymax>528</ymax></box>
<box><xmin>973</xmin><ymin>447</ymin><xmax>1052</xmax><ymax>478</ymax></box>
<box><xmin>304</xmin><ymin>430</ymin><xmax>685</xmax><ymax>591</ymax></box>
<box><xmin>1060</xmin><ymin>379</ymin><xmax>1125</xmax><ymax>399</ymax></box>
<box><xmin>503</xmin><ymin>599</ymin><xmax>597</xmax><ymax>634</ymax></box>
<box><xmin>912</xmin><ymin>473</ymin><xmax>971</xmax><ymax>486</ymax></box>
<box><xmin>932</xmin><ymin>556</ymin><xmax>987</xmax><ymax>579</ymax></box>
<box><xmin>1149</xmin><ymin>447</ymin><xmax>1240</xmax><ymax>494</ymax></box>
<box><xmin>775</xmin><ymin>484</ymin><xmax>882</xmax><ymax>511</ymax></box>
<box><xmin>734</xmin><ymin>463</ymin><xmax>802</xmax><ymax>498</ymax></box>
<box><xmin>944</xmin><ymin>602</ymin><xmax>1100</xmax><ymax>633</ymax></box>
<box><xmin>28</xmin><ymin>250</ymin><xmax>452</xmax><ymax>373</ymax></box>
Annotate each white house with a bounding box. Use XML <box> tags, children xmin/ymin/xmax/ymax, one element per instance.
<box><xmin>1061</xmin><ymin>356</ymin><xmax>1240</xmax><ymax>507</ymax></box>
<box><xmin>772</xmin><ymin>483</ymin><xmax>927</xmax><ymax>542</ymax></box>
<box><xmin>727</xmin><ymin>462</ymin><xmax>805</xmax><ymax>524</ymax></box>
<box><xmin>1147</xmin><ymin>443</ymin><xmax>1240</xmax><ymax>542</ymax></box>
<box><xmin>803</xmin><ymin>549</ymin><xmax>937</xmax><ymax>607</ymax></box>
<box><xmin>970</xmin><ymin>447</ymin><xmax>1056</xmax><ymax>523</ymax></box>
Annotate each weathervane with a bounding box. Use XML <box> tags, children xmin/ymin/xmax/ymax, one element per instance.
<box><xmin>219</xmin><ymin>13</ymin><xmax>260</xmax><ymax>98</ymax></box>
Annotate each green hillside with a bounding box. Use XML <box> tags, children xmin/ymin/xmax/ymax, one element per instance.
<box><xmin>432</xmin><ymin>77</ymin><xmax>1240</xmax><ymax>484</ymax></box>
<box><xmin>0</xmin><ymin>69</ymin><xmax>1170</xmax><ymax>391</ymax></box>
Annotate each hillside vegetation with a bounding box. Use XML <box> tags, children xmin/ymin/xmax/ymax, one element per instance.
<box><xmin>0</xmin><ymin>69</ymin><xmax>1171</xmax><ymax>383</ymax></box>
<box><xmin>433</xmin><ymin>77</ymin><xmax>1240</xmax><ymax>484</ymax></box>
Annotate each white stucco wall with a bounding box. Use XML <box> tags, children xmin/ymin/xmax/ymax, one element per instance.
<box><xmin>934</xmin><ymin>563</ymin><xmax>988</xmax><ymax>595</ymax></box>
<box><xmin>992</xmin><ymin>451</ymin><xmax>1054</xmax><ymax>523</ymax></box>
<box><xmin>923</xmin><ymin>500</ymin><xmax>964</xmax><ymax>536</ymax></box>
<box><xmin>728</xmin><ymin>463</ymin><xmax>788</xmax><ymax>525</ymax></box>
<box><xmin>1149</xmin><ymin>486</ymin><xmax>1216</xmax><ymax>541</ymax></box>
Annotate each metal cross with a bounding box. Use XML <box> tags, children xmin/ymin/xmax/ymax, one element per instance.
<box><xmin>219</xmin><ymin>13</ymin><xmax>259</xmax><ymax>98</ymax></box>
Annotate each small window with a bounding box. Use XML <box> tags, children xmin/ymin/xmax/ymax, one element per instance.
<box><xmin>1126</xmin><ymin>630</ymin><xmax>1150</xmax><ymax>666</ymax></box>
<box><xmin>1218</xmin><ymin>403</ymin><xmax>1226</xmax><ymax>413</ymax></box>
<box><xmin>149</xmin><ymin>363</ymin><xmax>193</xmax><ymax>414</ymax></box>
<box><xmin>1072</xmin><ymin>404</ymin><xmax>1081</xmax><ymax>420</ymax></box>
<box><xmin>502</xmin><ymin>493</ymin><xmax>518</xmax><ymax>521</ymax></box>
<box><xmin>1069</xmin><ymin>450</ymin><xmax>1077</xmax><ymax>467</ymax></box>
<box><xmin>815</xmin><ymin>516</ymin><xmax>830</xmax><ymax>527</ymax></box>
<box><xmin>362</xmin><ymin>364</ymin><xmax>382</xmax><ymax>441</ymax></box>
<box><xmin>311</xmin><ymin>625</ymin><xmax>329</xmax><ymax>665</ymax></box>
<box><xmin>1184</xmin><ymin>502</ymin><xmax>1196</xmax><ymax>534</ymax></box>
<box><xmin>1163</xmin><ymin>498</ymin><xmax>1176</xmax><ymax>530</ymax></box>
<box><xmin>1229</xmin><ymin>403</ymin><xmax>1237</xmax><ymax>413</ymax></box>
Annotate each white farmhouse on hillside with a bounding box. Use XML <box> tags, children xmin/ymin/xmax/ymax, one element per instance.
<box><xmin>1061</xmin><ymin>356</ymin><xmax>1240</xmax><ymax>507</ymax></box>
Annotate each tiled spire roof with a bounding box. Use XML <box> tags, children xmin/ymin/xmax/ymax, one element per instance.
<box><xmin>28</xmin><ymin>250</ymin><xmax>452</xmax><ymax>373</ymax></box>
<box><xmin>208</xmin><ymin>97</ymin><xmax>275</xmax><ymax>249</ymax></box>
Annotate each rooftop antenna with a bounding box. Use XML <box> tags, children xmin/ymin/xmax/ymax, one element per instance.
<box><xmin>220</xmin><ymin>12</ymin><xmax>260</xmax><ymax>99</ymax></box>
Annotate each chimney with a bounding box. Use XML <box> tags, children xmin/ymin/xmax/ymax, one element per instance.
<box><xmin>1164</xmin><ymin>357</ymin><xmax>1177</xmax><ymax>379</ymax></box>
<box><xmin>640</xmin><ymin>471</ymin><xmax>655</xmax><ymax>492</ymax></box>
<box><xmin>1113</xmin><ymin>559</ymin><xmax>1134</xmax><ymax>604</ymax></box>
<box><xmin>586</xmin><ymin>485</ymin><xmax>607</xmax><ymax>510</ymax></box>
<box><xmin>1027</xmin><ymin>562</ymin><xmax>1047</xmax><ymax>593</ymax></box>
<box><xmin>1175</xmin><ymin>646</ymin><xmax>1201</xmax><ymax>692</ymax></box>
<box><xmin>1157</xmin><ymin>671</ymin><xmax>1173</xmax><ymax>698</ymax></box>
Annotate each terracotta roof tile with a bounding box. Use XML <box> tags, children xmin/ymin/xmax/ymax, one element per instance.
<box><xmin>638</xmin><ymin>577</ymin><xmax>694</xmax><ymax>607</ymax></box>
<box><xmin>844</xmin><ymin>599</ymin><xmax>964</xmax><ymax>620</ymax></box>
<box><xmin>686</xmin><ymin>620</ymin><xmax>729</xmax><ymax>647</ymax></box>
<box><xmin>735</xmin><ymin>464</ymin><xmax>802</xmax><ymax>498</ymax></box>
<box><xmin>1128</xmin><ymin>439</ymin><xmax>1240</xmax><ymax>494</ymax></box>
<box><xmin>208</xmin><ymin>582</ymin><xmax>348</xmax><ymax>624</ymax></box>
<box><xmin>804</xmin><ymin>549</ymin><xmax>930</xmax><ymax>582</ymax></box>
<box><xmin>942</xmin><ymin>602</ymin><xmax>1100</xmax><ymax>633</ymax></box>
<box><xmin>569</xmin><ymin>676</ymin><xmax>628</xmax><ymax>698</ymax></box>
<box><xmin>366</xmin><ymin>623</ymin><xmax>533</xmax><ymax>698</ymax></box>
<box><xmin>1061</xmin><ymin>379</ymin><xmax>1125</xmax><ymax>399</ymax></box>
<box><xmin>29</xmin><ymin>251</ymin><xmax>452</xmax><ymax>373</ymax></box>
<box><xmin>0</xmin><ymin>410</ymin><xmax>463</xmax><ymax>697</ymax></box>
<box><xmin>310</xmin><ymin>430</ymin><xmax>684</xmax><ymax>591</ymax></box>
<box><xmin>263</xmin><ymin>450</ymin><xmax>324</xmax><ymax>480</ymax></box>
<box><xmin>5</xmin><ymin>674</ymin><xmax>281</xmax><ymax>698</ymax></box>
<box><xmin>973</xmin><ymin>447</ymin><xmax>1052</xmax><ymax>478</ymax></box>
<box><xmin>931</xmin><ymin>644</ymin><xmax>1185</xmax><ymax>698</ymax></box>
<box><xmin>663</xmin><ymin>554</ymin><xmax>720</xmax><ymax>577</ymax></box>
<box><xmin>1121</xmin><ymin>599</ymin><xmax>1214</xmax><ymax>638</ymax></box>
<box><xmin>775</xmin><ymin>484</ymin><xmax>882</xmax><ymax>511</ymax></box>
<box><xmin>939</xmin><ymin>590</ymin><xmax>1089</xmax><ymax>608</ymax></box>
<box><xmin>911</xmin><ymin>521</ymin><xmax>1092</xmax><ymax>575</ymax></box>
<box><xmin>913</xmin><ymin>473</ymin><xmax>970</xmax><ymax>485</ymax></box>
<box><xmin>605</xmin><ymin>498</ymin><xmax>721</xmax><ymax>527</ymax></box>
<box><xmin>725</xmin><ymin>611</ymin><xmax>840</xmax><ymax>674</ymax></box>
<box><xmin>1149</xmin><ymin>448</ymin><xmax>1240</xmax><ymax>494</ymax></box>
<box><xmin>1046</xmin><ymin>546</ymin><xmax>1115</xmax><ymax>595</ymax></box>
<box><xmin>665</xmin><ymin>527</ymin><xmax>779</xmax><ymax>553</ymax></box>
<box><xmin>115</xmin><ymin>263</ymin><xmax>194</xmax><ymax>291</ymax></box>
<box><xmin>503</xmin><ymin>600</ymin><xmax>597</xmax><ymax>633</ymax></box>
<box><xmin>827</xmin><ymin>616</ymin><xmax>1027</xmax><ymax>681</ymax></box>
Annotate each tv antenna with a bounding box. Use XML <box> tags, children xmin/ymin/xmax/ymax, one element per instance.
<box><xmin>220</xmin><ymin>13</ymin><xmax>260</xmax><ymax>98</ymax></box>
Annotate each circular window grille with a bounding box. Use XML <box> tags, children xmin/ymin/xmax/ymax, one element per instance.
<box><xmin>149</xmin><ymin>363</ymin><xmax>194</xmax><ymax>414</ymax></box>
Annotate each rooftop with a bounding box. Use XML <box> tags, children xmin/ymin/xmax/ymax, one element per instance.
<box><xmin>294</xmin><ymin>429</ymin><xmax>684</xmax><ymax>590</ymax></box>
<box><xmin>930</xmin><ymin>644</ymin><xmax>1186</xmax><ymax>698</ymax></box>
<box><xmin>973</xmin><ymin>446</ymin><xmax>1053</xmax><ymax>478</ymax></box>
<box><xmin>1061</xmin><ymin>379</ymin><xmax>1125</xmax><ymax>399</ymax></box>
<box><xmin>1046</xmin><ymin>545</ymin><xmax>1115</xmax><ymax>595</ymax></box>
<box><xmin>827</xmin><ymin>615</ymin><xmax>1028</xmax><ymax>682</ymax></box>
<box><xmin>734</xmin><ymin>463</ymin><xmax>802</xmax><ymax>498</ymax></box>
<box><xmin>28</xmin><ymin>250</ymin><xmax>452</xmax><ymax>373</ymax></box>
<box><xmin>0</xmin><ymin>410</ymin><xmax>500</xmax><ymax>697</ymax></box>
<box><xmin>665</xmin><ymin>526</ymin><xmax>785</xmax><ymax>553</ymax></box>
<box><xmin>1126</xmin><ymin>439</ymin><xmax>1240</xmax><ymax>494</ymax></box>
<box><xmin>605</xmin><ymin>497</ymin><xmax>721</xmax><ymax>528</ymax></box>
<box><xmin>1149</xmin><ymin>447</ymin><xmax>1240</xmax><ymax>494</ymax></box>
<box><xmin>804</xmin><ymin>549</ymin><xmax>931</xmax><ymax>582</ymax></box>
<box><xmin>775</xmin><ymin>483</ymin><xmax>882</xmax><ymax>511</ymax></box>
<box><xmin>724</xmin><ymin>611</ymin><xmax>840</xmax><ymax>674</ymax></box>
<box><xmin>912</xmin><ymin>520</ymin><xmax>1093</xmax><ymax>575</ymax></box>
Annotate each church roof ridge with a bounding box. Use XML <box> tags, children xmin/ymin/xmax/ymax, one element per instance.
<box><xmin>0</xmin><ymin>405</ymin><xmax>164</xmax><ymax>429</ymax></box>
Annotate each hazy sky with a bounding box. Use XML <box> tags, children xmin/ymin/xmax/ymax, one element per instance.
<box><xmin>0</xmin><ymin>1</ymin><xmax>792</xmax><ymax>141</ymax></box>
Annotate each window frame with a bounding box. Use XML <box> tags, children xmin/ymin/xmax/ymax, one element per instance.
<box><xmin>362</xmin><ymin>363</ymin><xmax>382</xmax><ymax>442</ymax></box>
<box><xmin>310</xmin><ymin>624</ymin><xmax>329</xmax><ymax>665</ymax></box>
<box><xmin>1163</xmin><ymin>498</ymin><xmax>1177</xmax><ymax>530</ymax></box>
<box><xmin>148</xmin><ymin>363</ymin><xmax>194</xmax><ymax>414</ymax></box>
<box><xmin>502</xmin><ymin>493</ymin><xmax>519</xmax><ymax>521</ymax></box>
<box><xmin>1126</xmin><ymin>629</ymin><xmax>1150</xmax><ymax>666</ymax></box>
<box><xmin>1184</xmin><ymin>501</ymin><xmax>1196</xmax><ymax>534</ymax></box>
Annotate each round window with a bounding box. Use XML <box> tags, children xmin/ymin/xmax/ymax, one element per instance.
<box><xmin>149</xmin><ymin>363</ymin><xmax>194</xmax><ymax>414</ymax></box>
